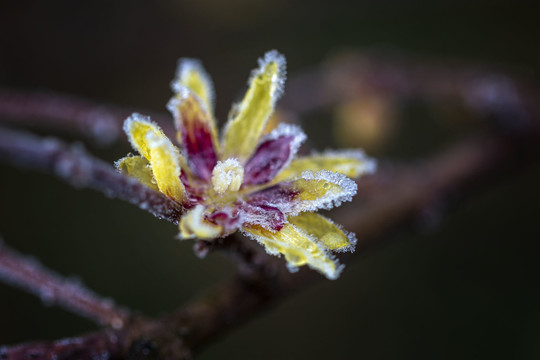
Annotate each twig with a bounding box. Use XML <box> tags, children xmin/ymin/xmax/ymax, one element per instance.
<box><xmin>0</xmin><ymin>126</ymin><xmax>184</xmax><ymax>224</ymax></box>
<box><xmin>0</xmin><ymin>239</ymin><xmax>130</xmax><ymax>328</ymax></box>
<box><xmin>1</xmin><ymin>51</ymin><xmax>539</xmax><ymax>359</ymax></box>
<box><xmin>1</xmin><ymin>53</ymin><xmax>538</xmax><ymax>147</ymax></box>
<box><xmin>0</xmin><ymin>332</ymin><xmax>125</xmax><ymax>360</ymax></box>
<box><xmin>2</xmin><ymin>124</ymin><xmax>537</xmax><ymax>359</ymax></box>
<box><xmin>0</xmin><ymin>89</ymin><xmax>175</xmax><ymax>145</ymax></box>
<box><xmin>283</xmin><ymin>50</ymin><xmax>539</xmax><ymax>123</ymax></box>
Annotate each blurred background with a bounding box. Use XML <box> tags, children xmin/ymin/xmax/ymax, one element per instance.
<box><xmin>0</xmin><ymin>1</ymin><xmax>539</xmax><ymax>359</ymax></box>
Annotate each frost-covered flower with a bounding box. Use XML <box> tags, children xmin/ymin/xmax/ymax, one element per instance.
<box><xmin>116</xmin><ymin>50</ymin><xmax>376</xmax><ymax>279</ymax></box>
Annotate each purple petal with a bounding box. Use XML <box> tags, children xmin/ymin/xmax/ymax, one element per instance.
<box><xmin>246</xmin><ymin>183</ymin><xmax>298</xmax><ymax>214</ymax></box>
<box><xmin>240</xmin><ymin>202</ymin><xmax>286</xmax><ymax>231</ymax></box>
<box><xmin>207</xmin><ymin>207</ymin><xmax>241</xmax><ymax>233</ymax></box>
<box><xmin>181</xmin><ymin>119</ymin><xmax>217</xmax><ymax>181</ymax></box>
<box><xmin>168</xmin><ymin>92</ymin><xmax>218</xmax><ymax>181</ymax></box>
<box><xmin>243</xmin><ymin>124</ymin><xmax>306</xmax><ymax>185</ymax></box>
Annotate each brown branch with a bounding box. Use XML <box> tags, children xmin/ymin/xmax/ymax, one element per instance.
<box><xmin>1</xmin><ymin>52</ymin><xmax>539</xmax><ymax>359</ymax></box>
<box><xmin>0</xmin><ymin>126</ymin><xmax>183</xmax><ymax>224</ymax></box>
<box><xmin>0</xmin><ymin>332</ymin><xmax>126</xmax><ymax>360</ymax></box>
<box><xmin>1</xmin><ymin>52</ymin><xmax>538</xmax><ymax>148</ymax></box>
<box><xmin>340</xmin><ymin>135</ymin><xmax>514</xmax><ymax>250</ymax></box>
<box><xmin>2</xmin><ymin>123</ymin><xmax>537</xmax><ymax>359</ymax></box>
<box><xmin>0</xmin><ymin>89</ymin><xmax>175</xmax><ymax>145</ymax></box>
<box><xmin>283</xmin><ymin>50</ymin><xmax>539</xmax><ymax>122</ymax></box>
<box><xmin>0</xmin><ymin>238</ymin><xmax>130</xmax><ymax>328</ymax></box>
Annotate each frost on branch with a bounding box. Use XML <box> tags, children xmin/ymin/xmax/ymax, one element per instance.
<box><xmin>0</xmin><ymin>127</ymin><xmax>183</xmax><ymax>224</ymax></box>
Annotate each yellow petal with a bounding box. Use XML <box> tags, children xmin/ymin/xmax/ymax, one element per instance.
<box><xmin>178</xmin><ymin>205</ymin><xmax>223</xmax><ymax>240</ymax></box>
<box><xmin>123</xmin><ymin>114</ymin><xmax>186</xmax><ymax>202</ymax></box>
<box><xmin>145</xmin><ymin>131</ymin><xmax>185</xmax><ymax>202</ymax></box>
<box><xmin>124</xmin><ymin>113</ymin><xmax>165</xmax><ymax>161</ymax></box>
<box><xmin>245</xmin><ymin>170</ymin><xmax>357</xmax><ymax>216</ymax></box>
<box><xmin>115</xmin><ymin>155</ymin><xmax>158</xmax><ymax>191</ymax></box>
<box><xmin>288</xmin><ymin>213</ymin><xmax>355</xmax><ymax>252</ymax></box>
<box><xmin>289</xmin><ymin>170</ymin><xmax>357</xmax><ymax>213</ymax></box>
<box><xmin>273</xmin><ymin>150</ymin><xmax>376</xmax><ymax>184</ymax></box>
<box><xmin>263</xmin><ymin>108</ymin><xmax>285</xmax><ymax>134</ymax></box>
<box><xmin>172</xmin><ymin>58</ymin><xmax>215</xmax><ymax>114</ymax></box>
<box><xmin>222</xmin><ymin>50</ymin><xmax>286</xmax><ymax>162</ymax></box>
<box><xmin>243</xmin><ymin>223</ymin><xmax>343</xmax><ymax>280</ymax></box>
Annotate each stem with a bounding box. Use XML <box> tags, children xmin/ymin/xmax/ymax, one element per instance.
<box><xmin>0</xmin><ymin>127</ymin><xmax>183</xmax><ymax>224</ymax></box>
<box><xmin>0</xmin><ymin>332</ymin><xmax>125</xmax><ymax>360</ymax></box>
<box><xmin>283</xmin><ymin>50</ymin><xmax>539</xmax><ymax>122</ymax></box>
<box><xmin>0</xmin><ymin>89</ymin><xmax>175</xmax><ymax>145</ymax></box>
<box><xmin>0</xmin><ymin>239</ymin><xmax>130</xmax><ymax>328</ymax></box>
<box><xmin>2</xmin><ymin>126</ymin><xmax>537</xmax><ymax>359</ymax></box>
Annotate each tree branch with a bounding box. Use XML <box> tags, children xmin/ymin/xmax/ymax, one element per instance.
<box><xmin>1</xmin><ymin>52</ymin><xmax>538</xmax><ymax>148</ymax></box>
<box><xmin>0</xmin><ymin>89</ymin><xmax>175</xmax><ymax>145</ymax></box>
<box><xmin>1</xmin><ymin>51</ymin><xmax>539</xmax><ymax>359</ymax></box>
<box><xmin>0</xmin><ymin>238</ymin><xmax>130</xmax><ymax>328</ymax></box>
<box><xmin>283</xmin><ymin>50</ymin><xmax>539</xmax><ymax>122</ymax></box>
<box><xmin>2</xmin><ymin>124</ymin><xmax>537</xmax><ymax>359</ymax></box>
<box><xmin>0</xmin><ymin>332</ymin><xmax>126</xmax><ymax>360</ymax></box>
<box><xmin>0</xmin><ymin>126</ymin><xmax>183</xmax><ymax>224</ymax></box>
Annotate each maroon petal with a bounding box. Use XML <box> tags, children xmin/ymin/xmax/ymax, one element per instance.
<box><xmin>181</xmin><ymin>119</ymin><xmax>217</xmax><ymax>181</ymax></box>
<box><xmin>168</xmin><ymin>91</ymin><xmax>218</xmax><ymax>181</ymax></box>
<box><xmin>239</xmin><ymin>202</ymin><xmax>286</xmax><ymax>231</ymax></box>
<box><xmin>207</xmin><ymin>207</ymin><xmax>241</xmax><ymax>233</ymax></box>
<box><xmin>246</xmin><ymin>183</ymin><xmax>299</xmax><ymax>214</ymax></box>
<box><xmin>243</xmin><ymin>124</ymin><xmax>306</xmax><ymax>185</ymax></box>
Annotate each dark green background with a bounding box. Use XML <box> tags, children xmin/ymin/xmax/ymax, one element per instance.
<box><xmin>1</xmin><ymin>1</ymin><xmax>539</xmax><ymax>359</ymax></box>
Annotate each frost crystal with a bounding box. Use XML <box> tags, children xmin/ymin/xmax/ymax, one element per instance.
<box><xmin>287</xmin><ymin>170</ymin><xmax>358</xmax><ymax>214</ymax></box>
<box><xmin>319</xmin><ymin>149</ymin><xmax>378</xmax><ymax>175</ymax></box>
<box><xmin>252</xmin><ymin>50</ymin><xmax>287</xmax><ymax>99</ymax></box>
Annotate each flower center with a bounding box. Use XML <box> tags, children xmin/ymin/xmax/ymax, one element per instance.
<box><xmin>211</xmin><ymin>158</ymin><xmax>244</xmax><ymax>194</ymax></box>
